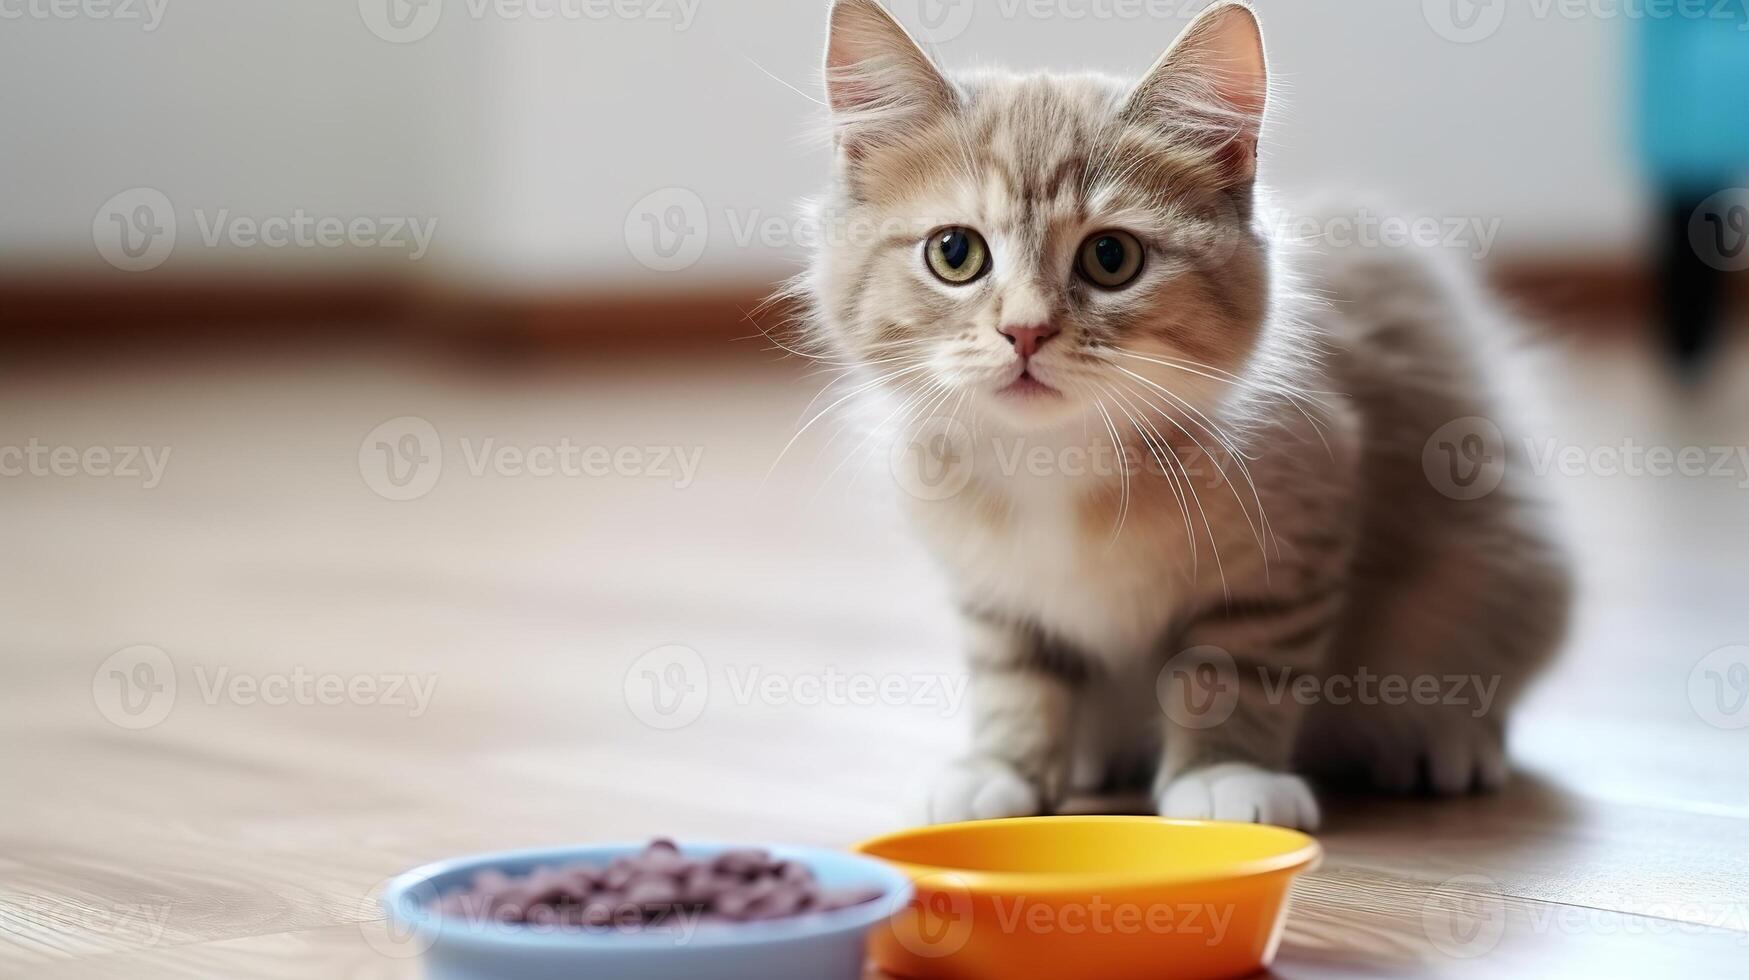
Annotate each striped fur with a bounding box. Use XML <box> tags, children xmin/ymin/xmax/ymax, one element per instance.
<box><xmin>799</xmin><ymin>1</ymin><xmax>1571</xmax><ymax>830</ymax></box>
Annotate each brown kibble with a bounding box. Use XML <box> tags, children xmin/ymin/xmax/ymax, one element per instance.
<box><xmin>774</xmin><ymin>860</ymin><xmax>813</xmax><ymax>885</ymax></box>
<box><xmin>711</xmin><ymin>848</ymin><xmax>769</xmax><ymax>879</ymax></box>
<box><xmin>434</xmin><ymin>840</ymin><xmax>884</xmax><ymax>930</ymax></box>
<box><xmin>624</xmin><ymin>876</ymin><xmax>680</xmax><ymax>909</ymax></box>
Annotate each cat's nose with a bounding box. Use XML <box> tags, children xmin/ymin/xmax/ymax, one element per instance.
<box><xmin>999</xmin><ymin>323</ymin><xmax>1060</xmax><ymax>358</ymax></box>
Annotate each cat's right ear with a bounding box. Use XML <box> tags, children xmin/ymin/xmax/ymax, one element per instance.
<box><xmin>823</xmin><ymin>0</ymin><xmax>957</xmax><ymax>159</ymax></box>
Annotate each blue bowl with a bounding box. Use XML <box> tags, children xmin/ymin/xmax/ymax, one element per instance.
<box><xmin>380</xmin><ymin>842</ymin><xmax>914</xmax><ymax>980</ymax></box>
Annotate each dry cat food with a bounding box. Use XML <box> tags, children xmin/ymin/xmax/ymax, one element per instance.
<box><xmin>434</xmin><ymin>839</ymin><xmax>886</xmax><ymax>928</ymax></box>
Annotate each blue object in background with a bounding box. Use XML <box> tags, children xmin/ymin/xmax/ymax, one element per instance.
<box><xmin>1636</xmin><ymin>8</ymin><xmax>1749</xmax><ymax>378</ymax></box>
<box><xmin>1637</xmin><ymin>8</ymin><xmax>1749</xmax><ymax>189</ymax></box>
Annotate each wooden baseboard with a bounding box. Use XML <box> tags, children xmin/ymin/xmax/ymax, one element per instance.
<box><xmin>1</xmin><ymin>259</ymin><xmax>1740</xmax><ymax>359</ymax></box>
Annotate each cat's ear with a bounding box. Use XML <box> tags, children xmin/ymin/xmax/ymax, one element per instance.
<box><xmin>1124</xmin><ymin>2</ymin><xmax>1268</xmax><ymax>185</ymax></box>
<box><xmin>823</xmin><ymin>0</ymin><xmax>957</xmax><ymax>158</ymax></box>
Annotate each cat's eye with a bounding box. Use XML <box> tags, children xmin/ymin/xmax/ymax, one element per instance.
<box><xmin>1077</xmin><ymin>230</ymin><xmax>1145</xmax><ymax>289</ymax></box>
<box><xmin>925</xmin><ymin>227</ymin><xmax>990</xmax><ymax>285</ymax></box>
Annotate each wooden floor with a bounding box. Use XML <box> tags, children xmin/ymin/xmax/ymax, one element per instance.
<box><xmin>4</xmin><ymin>330</ymin><xmax>1749</xmax><ymax>978</ymax></box>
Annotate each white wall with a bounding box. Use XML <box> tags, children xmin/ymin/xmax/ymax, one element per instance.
<box><xmin>0</xmin><ymin>0</ymin><xmax>1646</xmax><ymax>287</ymax></box>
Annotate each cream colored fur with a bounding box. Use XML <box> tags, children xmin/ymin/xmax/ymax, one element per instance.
<box><xmin>797</xmin><ymin>0</ymin><xmax>1571</xmax><ymax>830</ymax></box>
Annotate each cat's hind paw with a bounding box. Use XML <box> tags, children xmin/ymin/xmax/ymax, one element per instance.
<box><xmin>912</xmin><ymin>757</ymin><xmax>1044</xmax><ymax>825</ymax></box>
<box><xmin>1156</xmin><ymin>762</ymin><xmax>1320</xmax><ymax>830</ymax></box>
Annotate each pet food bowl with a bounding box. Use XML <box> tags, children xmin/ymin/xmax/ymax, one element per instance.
<box><xmin>853</xmin><ymin>816</ymin><xmax>1319</xmax><ymax>980</ymax></box>
<box><xmin>380</xmin><ymin>841</ymin><xmax>913</xmax><ymax>980</ymax></box>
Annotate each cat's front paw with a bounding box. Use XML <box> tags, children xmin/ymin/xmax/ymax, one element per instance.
<box><xmin>914</xmin><ymin>757</ymin><xmax>1044</xmax><ymax>824</ymax></box>
<box><xmin>1156</xmin><ymin>762</ymin><xmax>1320</xmax><ymax>830</ymax></box>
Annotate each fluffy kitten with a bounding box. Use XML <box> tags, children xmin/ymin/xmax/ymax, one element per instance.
<box><xmin>799</xmin><ymin>0</ymin><xmax>1571</xmax><ymax>830</ymax></box>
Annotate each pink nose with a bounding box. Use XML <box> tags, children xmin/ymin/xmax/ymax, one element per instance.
<box><xmin>999</xmin><ymin>323</ymin><xmax>1060</xmax><ymax>358</ymax></box>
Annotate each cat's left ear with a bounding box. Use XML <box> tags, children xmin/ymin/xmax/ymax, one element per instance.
<box><xmin>1123</xmin><ymin>2</ymin><xmax>1269</xmax><ymax>185</ymax></box>
<box><xmin>823</xmin><ymin>0</ymin><xmax>958</xmax><ymax>159</ymax></box>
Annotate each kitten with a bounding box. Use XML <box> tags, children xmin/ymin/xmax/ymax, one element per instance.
<box><xmin>798</xmin><ymin>0</ymin><xmax>1571</xmax><ymax>830</ymax></box>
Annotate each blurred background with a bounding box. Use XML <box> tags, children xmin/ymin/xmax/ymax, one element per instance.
<box><xmin>5</xmin><ymin>1</ymin><xmax>1749</xmax><ymax>977</ymax></box>
<box><xmin>2</xmin><ymin>0</ymin><xmax>1744</xmax><ymax>338</ymax></box>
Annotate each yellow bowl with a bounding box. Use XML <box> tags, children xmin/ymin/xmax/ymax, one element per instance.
<box><xmin>852</xmin><ymin>816</ymin><xmax>1320</xmax><ymax>980</ymax></box>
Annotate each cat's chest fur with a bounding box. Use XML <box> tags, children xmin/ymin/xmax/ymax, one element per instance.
<box><xmin>911</xmin><ymin>474</ymin><xmax>1184</xmax><ymax>664</ymax></box>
